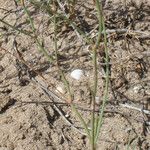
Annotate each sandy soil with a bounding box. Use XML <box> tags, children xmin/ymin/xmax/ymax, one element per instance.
<box><xmin>0</xmin><ymin>0</ymin><xmax>150</xmax><ymax>149</ymax></box>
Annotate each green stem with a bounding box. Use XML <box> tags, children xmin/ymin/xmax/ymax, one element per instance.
<box><xmin>22</xmin><ymin>2</ymin><xmax>54</xmax><ymax>62</ymax></box>
<box><xmin>95</xmin><ymin>1</ymin><xmax>109</xmax><ymax>143</ymax></box>
<box><xmin>54</xmin><ymin>11</ymin><xmax>73</xmax><ymax>101</ymax></box>
<box><xmin>0</xmin><ymin>18</ymin><xmax>34</xmax><ymax>37</ymax></box>
<box><xmin>54</xmin><ymin>11</ymin><xmax>91</xmax><ymax>144</ymax></box>
<box><xmin>91</xmin><ymin>0</ymin><xmax>103</xmax><ymax>149</ymax></box>
<box><xmin>71</xmin><ymin>104</ymin><xmax>92</xmax><ymax>142</ymax></box>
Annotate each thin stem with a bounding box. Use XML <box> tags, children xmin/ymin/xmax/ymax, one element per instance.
<box><xmin>0</xmin><ymin>18</ymin><xmax>34</xmax><ymax>37</ymax></box>
<box><xmin>53</xmin><ymin>9</ymin><xmax>73</xmax><ymax>102</ymax></box>
<box><xmin>90</xmin><ymin>0</ymin><xmax>103</xmax><ymax>149</ymax></box>
<box><xmin>95</xmin><ymin>0</ymin><xmax>103</xmax><ymax>48</ymax></box>
<box><xmin>22</xmin><ymin>1</ymin><xmax>54</xmax><ymax>62</ymax></box>
<box><xmin>53</xmin><ymin>5</ymin><xmax>91</xmax><ymax>143</ymax></box>
<box><xmin>95</xmin><ymin>1</ymin><xmax>109</xmax><ymax>143</ymax></box>
<box><xmin>71</xmin><ymin>104</ymin><xmax>92</xmax><ymax>142</ymax></box>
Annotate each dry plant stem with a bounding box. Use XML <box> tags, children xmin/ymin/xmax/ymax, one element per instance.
<box><xmin>90</xmin><ymin>27</ymin><xmax>150</xmax><ymax>39</ymax></box>
<box><xmin>98</xmin><ymin>50</ymin><xmax>150</xmax><ymax>66</ymax></box>
<box><xmin>120</xmin><ymin>103</ymin><xmax>150</xmax><ymax>115</ymax></box>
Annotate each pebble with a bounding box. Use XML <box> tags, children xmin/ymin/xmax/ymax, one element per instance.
<box><xmin>70</xmin><ymin>69</ymin><xmax>84</xmax><ymax>80</ymax></box>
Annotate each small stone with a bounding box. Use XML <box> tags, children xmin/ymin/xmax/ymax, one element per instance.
<box><xmin>70</xmin><ymin>69</ymin><xmax>84</xmax><ymax>80</ymax></box>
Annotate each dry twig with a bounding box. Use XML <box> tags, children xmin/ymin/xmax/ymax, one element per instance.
<box><xmin>120</xmin><ymin>103</ymin><xmax>150</xmax><ymax>115</ymax></box>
